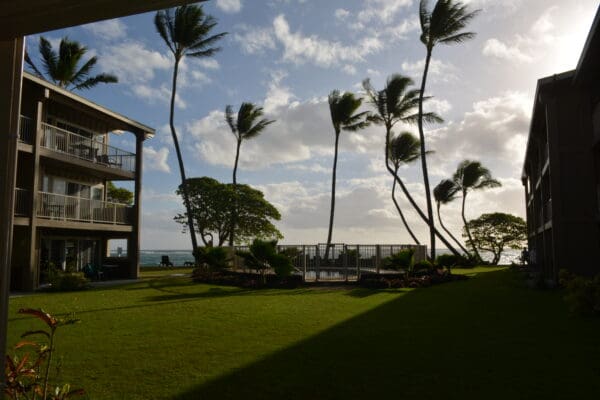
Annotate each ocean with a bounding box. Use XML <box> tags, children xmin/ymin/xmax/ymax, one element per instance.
<box><xmin>116</xmin><ymin>248</ymin><xmax>521</xmax><ymax>267</ymax></box>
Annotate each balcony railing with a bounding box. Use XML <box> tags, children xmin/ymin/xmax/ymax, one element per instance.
<box><xmin>18</xmin><ymin>115</ymin><xmax>34</xmax><ymax>144</ymax></box>
<box><xmin>37</xmin><ymin>191</ymin><xmax>132</xmax><ymax>225</ymax></box>
<box><xmin>41</xmin><ymin>122</ymin><xmax>136</xmax><ymax>173</ymax></box>
<box><xmin>14</xmin><ymin>188</ymin><xmax>30</xmax><ymax>216</ymax></box>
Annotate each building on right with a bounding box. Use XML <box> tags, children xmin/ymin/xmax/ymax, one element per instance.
<box><xmin>522</xmin><ymin>7</ymin><xmax>600</xmax><ymax>281</ymax></box>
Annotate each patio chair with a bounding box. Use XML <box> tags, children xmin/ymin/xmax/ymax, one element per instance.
<box><xmin>83</xmin><ymin>263</ymin><xmax>104</xmax><ymax>281</ymax></box>
<box><xmin>160</xmin><ymin>255</ymin><xmax>174</xmax><ymax>267</ymax></box>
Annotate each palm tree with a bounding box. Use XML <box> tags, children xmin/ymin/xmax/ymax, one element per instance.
<box><xmin>225</xmin><ymin>102</ymin><xmax>275</xmax><ymax>245</ymax></box>
<box><xmin>324</xmin><ymin>90</ymin><xmax>370</xmax><ymax>262</ymax></box>
<box><xmin>25</xmin><ymin>36</ymin><xmax>117</xmax><ymax>90</ymax></box>
<box><xmin>453</xmin><ymin>160</ymin><xmax>501</xmax><ymax>261</ymax></box>
<box><xmin>417</xmin><ymin>0</ymin><xmax>480</xmax><ymax>260</ymax></box>
<box><xmin>155</xmin><ymin>5</ymin><xmax>226</xmax><ymax>253</ymax></box>
<box><xmin>433</xmin><ymin>179</ymin><xmax>470</xmax><ymax>255</ymax></box>
<box><xmin>363</xmin><ymin>75</ymin><xmax>461</xmax><ymax>256</ymax></box>
<box><xmin>388</xmin><ymin>133</ymin><xmax>423</xmax><ymax>245</ymax></box>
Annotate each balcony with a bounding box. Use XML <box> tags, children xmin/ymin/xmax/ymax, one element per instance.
<box><xmin>14</xmin><ymin>188</ymin><xmax>30</xmax><ymax>216</ymax></box>
<box><xmin>40</xmin><ymin>122</ymin><xmax>136</xmax><ymax>173</ymax></box>
<box><xmin>18</xmin><ymin>115</ymin><xmax>35</xmax><ymax>144</ymax></box>
<box><xmin>26</xmin><ymin>191</ymin><xmax>133</xmax><ymax>225</ymax></box>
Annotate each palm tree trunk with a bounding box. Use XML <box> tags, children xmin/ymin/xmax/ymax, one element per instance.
<box><xmin>417</xmin><ymin>48</ymin><xmax>436</xmax><ymax>261</ymax></box>
<box><xmin>169</xmin><ymin>57</ymin><xmax>198</xmax><ymax>253</ymax></box>
<box><xmin>387</xmin><ymin>163</ymin><xmax>460</xmax><ymax>257</ymax></box>
<box><xmin>392</xmin><ymin>167</ymin><xmax>420</xmax><ymax>245</ymax></box>
<box><xmin>324</xmin><ymin>132</ymin><xmax>340</xmax><ymax>263</ymax></box>
<box><xmin>229</xmin><ymin>139</ymin><xmax>242</xmax><ymax>246</ymax></box>
<box><xmin>461</xmin><ymin>191</ymin><xmax>482</xmax><ymax>261</ymax></box>
<box><xmin>436</xmin><ymin>203</ymin><xmax>470</xmax><ymax>255</ymax></box>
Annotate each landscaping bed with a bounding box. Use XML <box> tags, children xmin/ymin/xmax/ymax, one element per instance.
<box><xmin>359</xmin><ymin>270</ymin><xmax>468</xmax><ymax>288</ymax></box>
<box><xmin>192</xmin><ymin>269</ymin><xmax>304</xmax><ymax>288</ymax></box>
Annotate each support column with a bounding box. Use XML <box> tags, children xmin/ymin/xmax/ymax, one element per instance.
<box><xmin>130</xmin><ymin>132</ymin><xmax>144</xmax><ymax>279</ymax></box>
<box><xmin>0</xmin><ymin>36</ymin><xmax>25</xmax><ymax>393</ymax></box>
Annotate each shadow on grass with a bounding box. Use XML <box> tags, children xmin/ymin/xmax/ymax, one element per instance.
<box><xmin>172</xmin><ymin>270</ymin><xmax>600</xmax><ymax>400</ymax></box>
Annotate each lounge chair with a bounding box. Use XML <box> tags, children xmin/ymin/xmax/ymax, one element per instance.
<box><xmin>160</xmin><ymin>255</ymin><xmax>174</xmax><ymax>267</ymax></box>
<box><xmin>83</xmin><ymin>263</ymin><xmax>104</xmax><ymax>280</ymax></box>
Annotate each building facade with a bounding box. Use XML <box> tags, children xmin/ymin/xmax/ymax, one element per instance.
<box><xmin>11</xmin><ymin>73</ymin><xmax>153</xmax><ymax>291</ymax></box>
<box><xmin>522</xmin><ymin>8</ymin><xmax>600</xmax><ymax>281</ymax></box>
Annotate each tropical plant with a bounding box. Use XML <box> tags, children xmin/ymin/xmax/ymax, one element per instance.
<box><xmin>225</xmin><ymin>102</ymin><xmax>275</xmax><ymax>245</ymax></box>
<box><xmin>388</xmin><ymin>132</ymin><xmax>425</xmax><ymax>245</ymax></box>
<box><xmin>463</xmin><ymin>212</ymin><xmax>526</xmax><ymax>265</ymax></box>
<box><xmin>25</xmin><ymin>36</ymin><xmax>117</xmax><ymax>90</ymax></box>
<box><xmin>324</xmin><ymin>90</ymin><xmax>369</xmax><ymax>262</ymax></box>
<box><xmin>235</xmin><ymin>239</ymin><xmax>293</xmax><ymax>283</ymax></box>
<box><xmin>433</xmin><ymin>179</ymin><xmax>470</xmax><ymax>255</ymax></box>
<box><xmin>193</xmin><ymin>246</ymin><xmax>230</xmax><ymax>270</ymax></box>
<box><xmin>453</xmin><ymin>160</ymin><xmax>501</xmax><ymax>261</ymax></box>
<box><xmin>155</xmin><ymin>4</ymin><xmax>227</xmax><ymax>255</ymax></box>
<box><xmin>175</xmin><ymin>177</ymin><xmax>283</xmax><ymax>246</ymax></box>
<box><xmin>107</xmin><ymin>181</ymin><xmax>133</xmax><ymax>205</ymax></box>
<box><xmin>417</xmin><ymin>0</ymin><xmax>480</xmax><ymax>260</ymax></box>
<box><xmin>5</xmin><ymin>309</ymin><xmax>82</xmax><ymax>399</ymax></box>
<box><xmin>363</xmin><ymin>75</ymin><xmax>460</xmax><ymax>256</ymax></box>
<box><xmin>383</xmin><ymin>248</ymin><xmax>414</xmax><ymax>271</ymax></box>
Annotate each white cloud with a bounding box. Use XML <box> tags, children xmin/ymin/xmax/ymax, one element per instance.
<box><xmin>195</xmin><ymin>58</ymin><xmax>220</xmax><ymax>70</ymax></box>
<box><xmin>343</xmin><ymin>65</ymin><xmax>357</xmax><ymax>75</ymax></box>
<box><xmin>334</xmin><ymin>9</ymin><xmax>350</xmax><ymax>20</ymax></box>
<box><xmin>216</xmin><ymin>0</ymin><xmax>242</xmax><ymax>13</ymax></box>
<box><xmin>98</xmin><ymin>41</ymin><xmax>171</xmax><ymax>83</ymax></box>
<box><xmin>357</xmin><ymin>0</ymin><xmax>412</xmax><ymax>24</ymax></box>
<box><xmin>273</xmin><ymin>14</ymin><xmax>383</xmax><ymax>68</ymax></box>
<box><xmin>131</xmin><ymin>84</ymin><xmax>186</xmax><ymax>109</ymax></box>
<box><xmin>401</xmin><ymin>58</ymin><xmax>457</xmax><ymax>82</ymax></box>
<box><xmin>482</xmin><ymin>38</ymin><xmax>533</xmax><ymax>63</ymax></box>
<box><xmin>144</xmin><ymin>146</ymin><xmax>171</xmax><ymax>173</ymax></box>
<box><xmin>82</xmin><ymin>19</ymin><xmax>127</xmax><ymax>40</ymax></box>
<box><xmin>233</xmin><ymin>25</ymin><xmax>277</xmax><ymax>54</ymax></box>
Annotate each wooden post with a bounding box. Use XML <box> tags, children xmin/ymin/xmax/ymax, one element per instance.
<box><xmin>302</xmin><ymin>245</ymin><xmax>306</xmax><ymax>282</ymax></box>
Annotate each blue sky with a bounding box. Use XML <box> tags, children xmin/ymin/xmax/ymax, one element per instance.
<box><xmin>26</xmin><ymin>0</ymin><xmax>599</xmax><ymax>249</ymax></box>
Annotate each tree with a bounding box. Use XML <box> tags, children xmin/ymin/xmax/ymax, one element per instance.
<box><xmin>235</xmin><ymin>239</ymin><xmax>293</xmax><ymax>283</ymax></box>
<box><xmin>225</xmin><ymin>102</ymin><xmax>275</xmax><ymax>246</ymax></box>
<box><xmin>433</xmin><ymin>179</ymin><xmax>470</xmax><ymax>255</ymax></box>
<box><xmin>106</xmin><ymin>182</ymin><xmax>133</xmax><ymax>205</ymax></box>
<box><xmin>418</xmin><ymin>0</ymin><xmax>480</xmax><ymax>260</ymax></box>
<box><xmin>25</xmin><ymin>36</ymin><xmax>118</xmax><ymax>90</ymax></box>
<box><xmin>363</xmin><ymin>75</ymin><xmax>460</xmax><ymax>256</ymax></box>
<box><xmin>388</xmin><ymin>132</ymin><xmax>424</xmax><ymax>245</ymax></box>
<box><xmin>325</xmin><ymin>90</ymin><xmax>369</xmax><ymax>262</ymax></box>
<box><xmin>453</xmin><ymin>160</ymin><xmax>501</xmax><ymax>261</ymax></box>
<box><xmin>175</xmin><ymin>177</ymin><xmax>282</xmax><ymax>247</ymax></box>
<box><xmin>463</xmin><ymin>213</ymin><xmax>526</xmax><ymax>265</ymax></box>
<box><xmin>155</xmin><ymin>4</ymin><xmax>227</xmax><ymax>254</ymax></box>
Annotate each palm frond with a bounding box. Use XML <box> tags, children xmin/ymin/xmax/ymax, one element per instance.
<box><xmin>434</xmin><ymin>179</ymin><xmax>459</xmax><ymax>204</ymax></box>
<box><xmin>225</xmin><ymin>105</ymin><xmax>237</xmax><ymax>136</ymax></box>
<box><xmin>154</xmin><ymin>10</ymin><xmax>175</xmax><ymax>54</ymax></box>
<box><xmin>73</xmin><ymin>73</ymin><xmax>118</xmax><ymax>90</ymax></box>
<box><xmin>24</xmin><ymin>51</ymin><xmax>44</xmax><ymax>78</ymax></box>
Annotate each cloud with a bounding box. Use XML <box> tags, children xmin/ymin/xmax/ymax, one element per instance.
<box><xmin>98</xmin><ymin>41</ymin><xmax>171</xmax><ymax>83</ymax></box>
<box><xmin>343</xmin><ymin>65</ymin><xmax>357</xmax><ymax>75</ymax></box>
<box><xmin>482</xmin><ymin>39</ymin><xmax>533</xmax><ymax>63</ymax></box>
<box><xmin>233</xmin><ymin>25</ymin><xmax>277</xmax><ymax>54</ymax></box>
<box><xmin>82</xmin><ymin>19</ymin><xmax>127</xmax><ymax>40</ymax></box>
<box><xmin>195</xmin><ymin>58</ymin><xmax>220</xmax><ymax>70</ymax></box>
<box><xmin>144</xmin><ymin>146</ymin><xmax>171</xmax><ymax>173</ymax></box>
<box><xmin>216</xmin><ymin>0</ymin><xmax>242</xmax><ymax>13</ymax></box>
<box><xmin>357</xmin><ymin>0</ymin><xmax>413</xmax><ymax>24</ymax></box>
<box><xmin>334</xmin><ymin>9</ymin><xmax>350</xmax><ymax>20</ymax></box>
<box><xmin>401</xmin><ymin>58</ymin><xmax>457</xmax><ymax>82</ymax></box>
<box><xmin>272</xmin><ymin>14</ymin><xmax>383</xmax><ymax>68</ymax></box>
<box><xmin>131</xmin><ymin>84</ymin><xmax>186</xmax><ymax>109</ymax></box>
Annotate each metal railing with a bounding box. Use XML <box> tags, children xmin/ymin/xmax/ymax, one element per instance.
<box><xmin>14</xmin><ymin>188</ymin><xmax>30</xmax><ymax>216</ymax></box>
<box><xmin>18</xmin><ymin>115</ymin><xmax>35</xmax><ymax>144</ymax></box>
<box><xmin>37</xmin><ymin>191</ymin><xmax>132</xmax><ymax>225</ymax></box>
<box><xmin>41</xmin><ymin>122</ymin><xmax>136</xmax><ymax>173</ymax></box>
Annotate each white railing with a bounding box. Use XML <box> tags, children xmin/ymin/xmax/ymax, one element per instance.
<box><xmin>14</xmin><ymin>188</ymin><xmax>30</xmax><ymax>216</ymax></box>
<box><xmin>37</xmin><ymin>191</ymin><xmax>132</xmax><ymax>225</ymax></box>
<box><xmin>18</xmin><ymin>115</ymin><xmax>35</xmax><ymax>144</ymax></box>
<box><xmin>41</xmin><ymin>122</ymin><xmax>136</xmax><ymax>173</ymax></box>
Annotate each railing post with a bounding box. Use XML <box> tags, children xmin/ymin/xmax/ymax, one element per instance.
<box><xmin>302</xmin><ymin>245</ymin><xmax>306</xmax><ymax>282</ymax></box>
<box><xmin>376</xmin><ymin>244</ymin><xmax>381</xmax><ymax>275</ymax></box>
<box><xmin>113</xmin><ymin>205</ymin><xmax>117</xmax><ymax>224</ymax></box>
<box><xmin>356</xmin><ymin>245</ymin><xmax>360</xmax><ymax>280</ymax></box>
<box><xmin>315</xmin><ymin>245</ymin><xmax>320</xmax><ymax>282</ymax></box>
<box><xmin>343</xmin><ymin>244</ymin><xmax>348</xmax><ymax>282</ymax></box>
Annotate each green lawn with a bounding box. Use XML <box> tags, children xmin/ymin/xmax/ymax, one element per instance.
<box><xmin>7</xmin><ymin>267</ymin><xmax>600</xmax><ymax>399</ymax></box>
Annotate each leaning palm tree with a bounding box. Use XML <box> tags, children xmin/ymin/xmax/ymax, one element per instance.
<box><xmin>155</xmin><ymin>4</ymin><xmax>227</xmax><ymax>253</ymax></box>
<box><xmin>225</xmin><ymin>102</ymin><xmax>275</xmax><ymax>245</ymax></box>
<box><xmin>388</xmin><ymin>133</ymin><xmax>424</xmax><ymax>245</ymax></box>
<box><xmin>433</xmin><ymin>179</ymin><xmax>470</xmax><ymax>255</ymax></box>
<box><xmin>25</xmin><ymin>36</ymin><xmax>117</xmax><ymax>90</ymax></box>
<box><xmin>363</xmin><ymin>75</ymin><xmax>461</xmax><ymax>256</ymax></box>
<box><xmin>453</xmin><ymin>160</ymin><xmax>501</xmax><ymax>261</ymax></box>
<box><xmin>324</xmin><ymin>90</ymin><xmax>370</xmax><ymax>262</ymax></box>
<box><xmin>417</xmin><ymin>0</ymin><xmax>480</xmax><ymax>260</ymax></box>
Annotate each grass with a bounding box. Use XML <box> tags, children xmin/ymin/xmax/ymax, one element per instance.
<box><xmin>7</xmin><ymin>267</ymin><xmax>600</xmax><ymax>399</ymax></box>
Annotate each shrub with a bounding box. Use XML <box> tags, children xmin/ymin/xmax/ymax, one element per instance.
<box><xmin>563</xmin><ymin>273</ymin><xmax>600</xmax><ymax>315</ymax></box>
<box><xmin>49</xmin><ymin>272</ymin><xmax>89</xmax><ymax>291</ymax></box>
<box><xmin>383</xmin><ymin>249</ymin><xmax>414</xmax><ymax>270</ymax></box>
<box><xmin>194</xmin><ymin>246</ymin><xmax>230</xmax><ymax>270</ymax></box>
<box><xmin>435</xmin><ymin>254</ymin><xmax>460</xmax><ymax>268</ymax></box>
<box><xmin>411</xmin><ymin>260</ymin><xmax>434</xmax><ymax>276</ymax></box>
<box><xmin>236</xmin><ymin>239</ymin><xmax>294</xmax><ymax>282</ymax></box>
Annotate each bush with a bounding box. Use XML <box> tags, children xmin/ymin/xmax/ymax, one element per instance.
<box><xmin>194</xmin><ymin>246</ymin><xmax>230</xmax><ymax>270</ymax></box>
<box><xmin>411</xmin><ymin>260</ymin><xmax>434</xmax><ymax>276</ymax></box>
<box><xmin>49</xmin><ymin>272</ymin><xmax>89</xmax><ymax>291</ymax></box>
<box><xmin>563</xmin><ymin>273</ymin><xmax>600</xmax><ymax>315</ymax></box>
<box><xmin>383</xmin><ymin>249</ymin><xmax>414</xmax><ymax>270</ymax></box>
<box><xmin>435</xmin><ymin>254</ymin><xmax>460</xmax><ymax>268</ymax></box>
<box><xmin>236</xmin><ymin>239</ymin><xmax>294</xmax><ymax>282</ymax></box>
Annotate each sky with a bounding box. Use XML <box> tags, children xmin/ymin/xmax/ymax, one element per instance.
<box><xmin>26</xmin><ymin>0</ymin><xmax>599</xmax><ymax>249</ymax></box>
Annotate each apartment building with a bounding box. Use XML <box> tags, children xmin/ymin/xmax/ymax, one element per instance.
<box><xmin>522</xmin><ymin>8</ymin><xmax>600</xmax><ymax>280</ymax></box>
<box><xmin>11</xmin><ymin>72</ymin><xmax>153</xmax><ymax>291</ymax></box>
